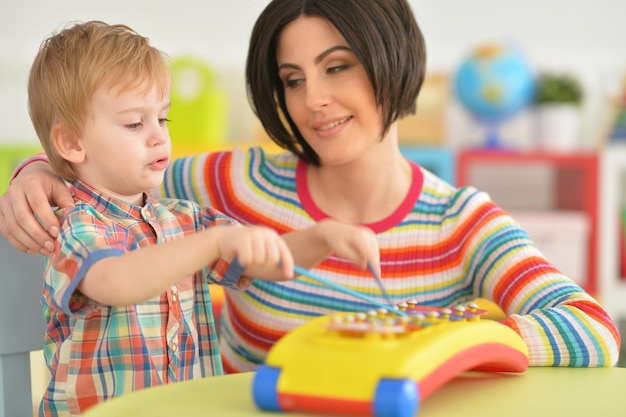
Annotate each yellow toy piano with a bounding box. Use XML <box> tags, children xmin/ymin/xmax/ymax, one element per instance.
<box><xmin>252</xmin><ymin>301</ymin><xmax>528</xmax><ymax>417</ymax></box>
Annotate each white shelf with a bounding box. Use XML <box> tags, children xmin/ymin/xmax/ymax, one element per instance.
<box><xmin>598</xmin><ymin>145</ymin><xmax>626</xmax><ymax>321</ymax></box>
<box><xmin>510</xmin><ymin>210</ymin><xmax>590</xmax><ymax>287</ymax></box>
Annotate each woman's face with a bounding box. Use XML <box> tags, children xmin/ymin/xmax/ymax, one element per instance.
<box><xmin>276</xmin><ymin>16</ymin><xmax>383</xmax><ymax>166</ymax></box>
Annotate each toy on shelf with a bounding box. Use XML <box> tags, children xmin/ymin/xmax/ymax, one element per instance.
<box><xmin>252</xmin><ymin>301</ymin><xmax>529</xmax><ymax>417</ymax></box>
<box><xmin>609</xmin><ymin>83</ymin><xmax>626</xmax><ymax>142</ymax></box>
<box><xmin>453</xmin><ymin>43</ymin><xmax>535</xmax><ymax>149</ymax></box>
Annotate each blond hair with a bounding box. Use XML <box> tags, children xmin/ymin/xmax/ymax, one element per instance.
<box><xmin>28</xmin><ymin>21</ymin><xmax>171</xmax><ymax>181</ymax></box>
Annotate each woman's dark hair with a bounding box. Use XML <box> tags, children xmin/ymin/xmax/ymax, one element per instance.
<box><xmin>246</xmin><ymin>0</ymin><xmax>426</xmax><ymax>166</ymax></box>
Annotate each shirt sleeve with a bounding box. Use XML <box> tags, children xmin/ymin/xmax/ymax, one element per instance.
<box><xmin>10</xmin><ymin>152</ymin><xmax>49</xmax><ymax>183</ymax></box>
<box><xmin>155</xmin><ymin>148</ymin><xmax>251</xmax><ymax>209</ymax></box>
<box><xmin>155</xmin><ymin>152</ymin><xmax>217</xmax><ymax>204</ymax></box>
<box><xmin>43</xmin><ymin>204</ymin><xmax>128</xmax><ymax>318</ymax></box>
<box><xmin>454</xmin><ymin>186</ymin><xmax>621</xmax><ymax>367</ymax></box>
<box><xmin>182</xmin><ymin>199</ymin><xmax>254</xmax><ymax>291</ymax></box>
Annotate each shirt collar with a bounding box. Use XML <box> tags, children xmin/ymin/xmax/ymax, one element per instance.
<box><xmin>71</xmin><ymin>180</ymin><xmax>153</xmax><ymax>221</ymax></box>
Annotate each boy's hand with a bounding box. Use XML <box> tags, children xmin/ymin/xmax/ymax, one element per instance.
<box><xmin>218</xmin><ymin>225</ymin><xmax>294</xmax><ymax>280</ymax></box>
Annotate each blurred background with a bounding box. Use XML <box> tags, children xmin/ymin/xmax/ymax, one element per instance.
<box><xmin>2</xmin><ymin>1</ymin><xmax>626</xmax><ymax>414</ymax></box>
<box><xmin>1</xmin><ymin>0</ymin><xmax>625</xmax><ymax>150</ymax></box>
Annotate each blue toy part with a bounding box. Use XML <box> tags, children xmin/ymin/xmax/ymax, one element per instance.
<box><xmin>252</xmin><ymin>365</ymin><xmax>282</xmax><ymax>411</ymax></box>
<box><xmin>373</xmin><ymin>378</ymin><xmax>420</xmax><ymax>417</ymax></box>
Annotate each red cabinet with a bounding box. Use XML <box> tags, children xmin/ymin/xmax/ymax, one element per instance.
<box><xmin>457</xmin><ymin>150</ymin><xmax>598</xmax><ymax>295</ymax></box>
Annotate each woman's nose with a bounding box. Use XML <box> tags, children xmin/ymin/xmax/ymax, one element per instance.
<box><xmin>305</xmin><ymin>79</ymin><xmax>332</xmax><ymax>110</ymax></box>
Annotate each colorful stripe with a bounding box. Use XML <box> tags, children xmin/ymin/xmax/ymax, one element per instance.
<box><xmin>160</xmin><ymin>146</ymin><xmax>621</xmax><ymax>372</ymax></box>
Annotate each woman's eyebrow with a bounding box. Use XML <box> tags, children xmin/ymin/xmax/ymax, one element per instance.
<box><xmin>314</xmin><ymin>45</ymin><xmax>352</xmax><ymax>64</ymax></box>
<box><xmin>278</xmin><ymin>45</ymin><xmax>353</xmax><ymax>71</ymax></box>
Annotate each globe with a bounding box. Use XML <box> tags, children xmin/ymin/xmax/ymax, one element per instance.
<box><xmin>454</xmin><ymin>43</ymin><xmax>535</xmax><ymax>148</ymax></box>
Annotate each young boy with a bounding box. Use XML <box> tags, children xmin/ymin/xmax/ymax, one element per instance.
<box><xmin>29</xmin><ymin>21</ymin><xmax>379</xmax><ymax>416</ymax></box>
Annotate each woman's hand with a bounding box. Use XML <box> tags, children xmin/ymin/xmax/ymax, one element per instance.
<box><xmin>0</xmin><ymin>161</ymin><xmax>74</xmax><ymax>255</ymax></box>
<box><xmin>313</xmin><ymin>219</ymin><xmax>381</xmax><ymax>274</ymax></box>
<box><xmin>282</xmin><ymin>219</ymin><xmax>381</xmax><ymax>276</ymax></box>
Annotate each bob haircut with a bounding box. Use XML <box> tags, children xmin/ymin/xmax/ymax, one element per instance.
<box><xmin>246</xmin><ymin>0</ymin><xmax>426</xmax><ymax>166</ymax></box>
<box><xmin>28</xmin><ymin>20</ymin><xmax>170</xmax><ymax>181</ymax></box>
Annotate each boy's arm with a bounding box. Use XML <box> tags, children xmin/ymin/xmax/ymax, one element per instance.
<box><xmin>79</xmin><ymin>225</ymin><xmax>294</xmax><ymax>306</ymax></box>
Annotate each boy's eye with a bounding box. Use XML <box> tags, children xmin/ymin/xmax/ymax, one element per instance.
<box><xmin>126</xmin><ymin>122</ymin><xmax>142</xmax><ymax>129</ymax></box>
<box><xmin>159</xmin><ymin>118</ymin><xmax>171</xmax><ymax>126</ymax></box>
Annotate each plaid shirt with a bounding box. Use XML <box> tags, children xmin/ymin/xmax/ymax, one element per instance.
<box><xmin>39</xmin><ymin>181</ymin><xmax>247</xmax><ymax>416</ymax></box>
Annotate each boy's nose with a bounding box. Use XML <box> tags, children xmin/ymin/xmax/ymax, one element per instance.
<box><xmin>149</xmin><ymin>124</ymin><xmax>168</xmax><ymax>146</ymax></box>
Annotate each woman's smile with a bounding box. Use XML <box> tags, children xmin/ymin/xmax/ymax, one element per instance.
<box><xmin>313</xmin><ymin>116</ymin><xmax>352</xmax><ymax>137</ymax></box>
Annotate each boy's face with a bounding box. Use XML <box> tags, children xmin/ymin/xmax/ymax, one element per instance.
<box><xmin>73</xmin><ymin>79</ymin><xmax>172</xmax><ymax>203</ymax></box>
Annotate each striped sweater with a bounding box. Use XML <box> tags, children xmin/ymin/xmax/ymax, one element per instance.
<box><xmin>160</xmin><ymin>146</ymin><xmax>620</xmax><ymax>371</ymax></box>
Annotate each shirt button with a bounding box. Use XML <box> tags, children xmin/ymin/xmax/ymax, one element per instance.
<box><xmin>171</xmin><ymin>342</ymin><xmax>178</xmax><ymax>353</ymax></box>
<box><xmin>171</xmin><ymin>293</ymin><xmax>178</xmax><ymax>303</ymax></box>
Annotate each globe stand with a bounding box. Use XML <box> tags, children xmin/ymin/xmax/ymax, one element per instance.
<box><xmin>484</xmin><ymin>120</ymin><xmax>503</xmax><ymax>149</ymax></box>
<box><xmin>474</xmin><ymin>119</ymin><xmax>510</xmax><ymax>151</ymax></box>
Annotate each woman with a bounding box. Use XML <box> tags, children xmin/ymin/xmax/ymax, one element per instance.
<box><xmin>1</xmin><ymin>0</ymin><xmax>620</xmax><ymax>371</ymax></box>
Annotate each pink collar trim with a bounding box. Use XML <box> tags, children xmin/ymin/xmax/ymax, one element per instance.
<box><xmin>296</xmin><ymin>159</ymin><xmax>423</xmax><ymax>233</ymax></box>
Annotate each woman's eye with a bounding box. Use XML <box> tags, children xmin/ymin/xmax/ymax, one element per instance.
<box><xmin>328</xmin><ymin>64</ymin><xmax>348</xmax><ymax>74</ymax></box>
<box><xmin>286</xmin><ymin>78</ymin><xmax>303</xmax><ymax>88</ymax></box>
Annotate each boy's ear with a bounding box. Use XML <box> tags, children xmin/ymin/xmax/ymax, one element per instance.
<box><xmin>51</xmin><ymin>123</ymin><xmax>85</xmax><ymax>163</ymax></box>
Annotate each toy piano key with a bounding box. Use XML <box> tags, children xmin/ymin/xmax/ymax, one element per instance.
<box><xmin>400</xmin><ymin>301</ymin><xmax>489</xmax><ymax>321</ymax></box>
<box><xmin>253</xmin><ymin>301</ymin><xmax>528</xmax><ymax>417</ymax></box>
